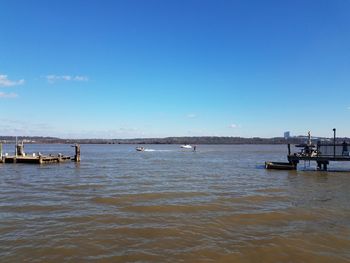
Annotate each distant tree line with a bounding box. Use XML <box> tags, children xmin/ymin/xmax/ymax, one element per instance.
<box><xmin>1</xmin><ymin>135</ymin><xmax>349</xmax><ymax>145</ymax></box>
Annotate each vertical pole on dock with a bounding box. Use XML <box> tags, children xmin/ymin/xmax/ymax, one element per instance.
<box><xmin>15</xmin><ymin>136</ymin><xmax>18</xmax><ymax>157</ymax></box>
<box><xmin>0</xmin><ymin>143</ymin><xmax>2</xmax><ymax>158</ymax></box>
<box><xmin>333</xmin><ymin>128</ymin><xmax>336</xmax><ymax>158</ymax></box>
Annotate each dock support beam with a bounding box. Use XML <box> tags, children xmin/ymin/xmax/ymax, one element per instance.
<box><xmin>292</xmin><ymin>161</ymin><xmax>298</xmax><ymax>170</ymax></box>
<box><xmin>288</xmin><ymin>144</ymin><xmax>291</xmax><ymax>156</ymax></box>
<box><xmin>317</xmin><ymin>161</ymin><xmax>329</xmax><ymax>171</ymax></box>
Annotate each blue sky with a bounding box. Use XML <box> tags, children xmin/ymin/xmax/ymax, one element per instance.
<box><xmin>1</xmin><ymin>0</ymin><xmax>350</xmax><ymax>138</ymax></box>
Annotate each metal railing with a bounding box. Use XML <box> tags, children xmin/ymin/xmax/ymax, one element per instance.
<box><xmin>317</xmin><ymin>143</ymin><xmax>350</xmax><ymax>157</ymax></box>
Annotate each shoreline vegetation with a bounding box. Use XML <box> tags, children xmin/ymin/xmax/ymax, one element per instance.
<box><xmin>0</xmin><ymin>136</ymin><xmax>347</xmax><ymax>145</ymax></box>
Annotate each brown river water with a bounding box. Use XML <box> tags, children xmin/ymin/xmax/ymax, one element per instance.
<box><xmin>0</xmin><ymin>144</ymin><xmax>350</xmax><ymax>262</ymax></box>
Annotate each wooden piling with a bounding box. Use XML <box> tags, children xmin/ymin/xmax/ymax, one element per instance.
<box><xmin>74</xmin><ymin>144</ymin><xmax>81</xmax><ymax>162</ymax></box>
<box><xmin>16</xmin><ymin>143</ymin><xmax>24</xmax><ymax>156</ymax></box>
<box><xmin>288</xmin><ymin>144</ymin><xmax>291</xmax><ymax>156</ymax></box>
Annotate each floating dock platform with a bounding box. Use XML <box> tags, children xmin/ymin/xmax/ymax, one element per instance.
<box><xmin>0</xmin><ymin>142</ymin><xmax>80</xmax><ymax>164</ymax></box>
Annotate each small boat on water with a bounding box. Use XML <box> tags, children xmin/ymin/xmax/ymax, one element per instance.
<box><xmin>136</xmin><ymin>147</ymin><xmax>145</xmax><ymax>152</ymax></box>
<box><xmin>265</xmin><ymin>161</ymin><xmax>296</xmax><ymax>170</ymax></box>
<box><xmin>181</xmin><ymin>144</ymin><xmax>192</xmax><ymax>149</ymax></box>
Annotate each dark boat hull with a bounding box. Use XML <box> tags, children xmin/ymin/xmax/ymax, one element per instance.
<box><xmin>265</xmin><ymin>162</ymin><xmax>296</xmax><ymax>170</ymax></box>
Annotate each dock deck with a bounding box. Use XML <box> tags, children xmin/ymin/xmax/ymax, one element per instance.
<box><xmin>1</xmin><ymin>155</ymin><xmax>72</xmax><ymax>164</ymax></box>
<box><xmin>288</xmin><ymin>155</ymin><xmax>350</xmax><ymax>162</ymax></box>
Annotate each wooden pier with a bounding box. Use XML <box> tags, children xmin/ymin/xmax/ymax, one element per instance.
<box><xmin>266</xmin><ymin>129</ymin><xmax>350</xmax><ymax>171</ymax></box>
<box><xmin>287</xmin><ymin>145</ymin><xmax>350</xmax><ymax>171</ymax></box>
<box><xmin>0</xmin><ymin>142</ymin><xmax>80</xmax><ymax>164</ymax></box>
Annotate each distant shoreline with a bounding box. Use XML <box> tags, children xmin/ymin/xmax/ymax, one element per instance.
<box><xmin>1</xmin><ymin>136</ymin><xmax>346</xmax><ymax>145</ymax></box>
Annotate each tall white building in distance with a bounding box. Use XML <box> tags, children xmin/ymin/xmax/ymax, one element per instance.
<box><xmin>284</xmin><ymin>131</ymin><xmax>290</xmax><ymax>139</ymax></box>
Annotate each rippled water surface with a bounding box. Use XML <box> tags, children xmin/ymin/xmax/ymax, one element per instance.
<box><xmin>1</xmin><ymin>144</ymin><xmax>350</xmax><ymax>262</ymax></box>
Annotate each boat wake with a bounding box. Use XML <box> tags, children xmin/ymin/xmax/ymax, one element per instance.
<box><xmin>143</xmin><ymin>149</ymin><xmax>172</xmax><ymax>152</ymax></box>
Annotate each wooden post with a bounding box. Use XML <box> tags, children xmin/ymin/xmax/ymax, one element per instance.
<box><xmin>287</xmin><ymin>144</ymin><xmax>291</xmax><ymax>156</ymax></box>
<box><xmin>317</xmin><ymin>161</ymin><xmax>322</xmax><ymax>170</ymax></box>
<box><xmin>16</xmin><ymin>143</ymin><xmax>24</xmax><ymax>157</ymax></box>
<box><xmin>74</xmin><ymin>144</ymin><xmax>81</xmax><ymax>162</ymax></box>
<box><xmin>15</xmin><ymin>137</ymin><xmax>18</xmax><ymax>157</ymax></box>
<box><xmin>0</xmin><ymin>143</ymin><xmax>2</xmax><ymax>159</ymax></box>
<box><xmin>292</xmin><ymin>161</ymin><xmax>298</xmax><ymax>170</ymax></box>
<box><xmin>333</xmin><ymin>128</ymin><xmax>336</xmax><ymax>158</ymax></box>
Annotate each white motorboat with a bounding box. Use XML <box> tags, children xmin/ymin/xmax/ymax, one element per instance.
<box><xmin>181</xmin><ymin>144</ymin><xmax>192</xmax><ymax>149</ymax></box>
<box><xmin>136</xmin><ymin>146</ymin><xmax>145</xmax><ymax>152</ymax></box>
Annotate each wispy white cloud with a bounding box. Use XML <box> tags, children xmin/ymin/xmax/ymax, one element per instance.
<box><xmin>73</xmin><ymin>75</ymin><xmax>88</xmax><ymax>81</ymax></box>
<box><xmin>0</xmin><ymin>74</ymin><xmax>24</xmax><ymax>87</ymax></box>
<box><xmin>0</xmin><ymin>92</ymin><xmax>18</xmax><ymax>98</ymax></box>
<box><xmin>45</xmin><ymin>75</ymin><xmax>89</xmax><ymax>84</ymax></box>
<box><xmin>187</xmin><ymin>113</ymin><xmax>197</xmax><ymax>118</ymax></box>
<box><xmin>347</xmin><ymin>106</ymin><xmax>350</xmax><ymax>110</ymax></box>
<box><xmin>227</xmin><ymin>123</ymin><xmax>242</xmax><ymax>129</ymax></box>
